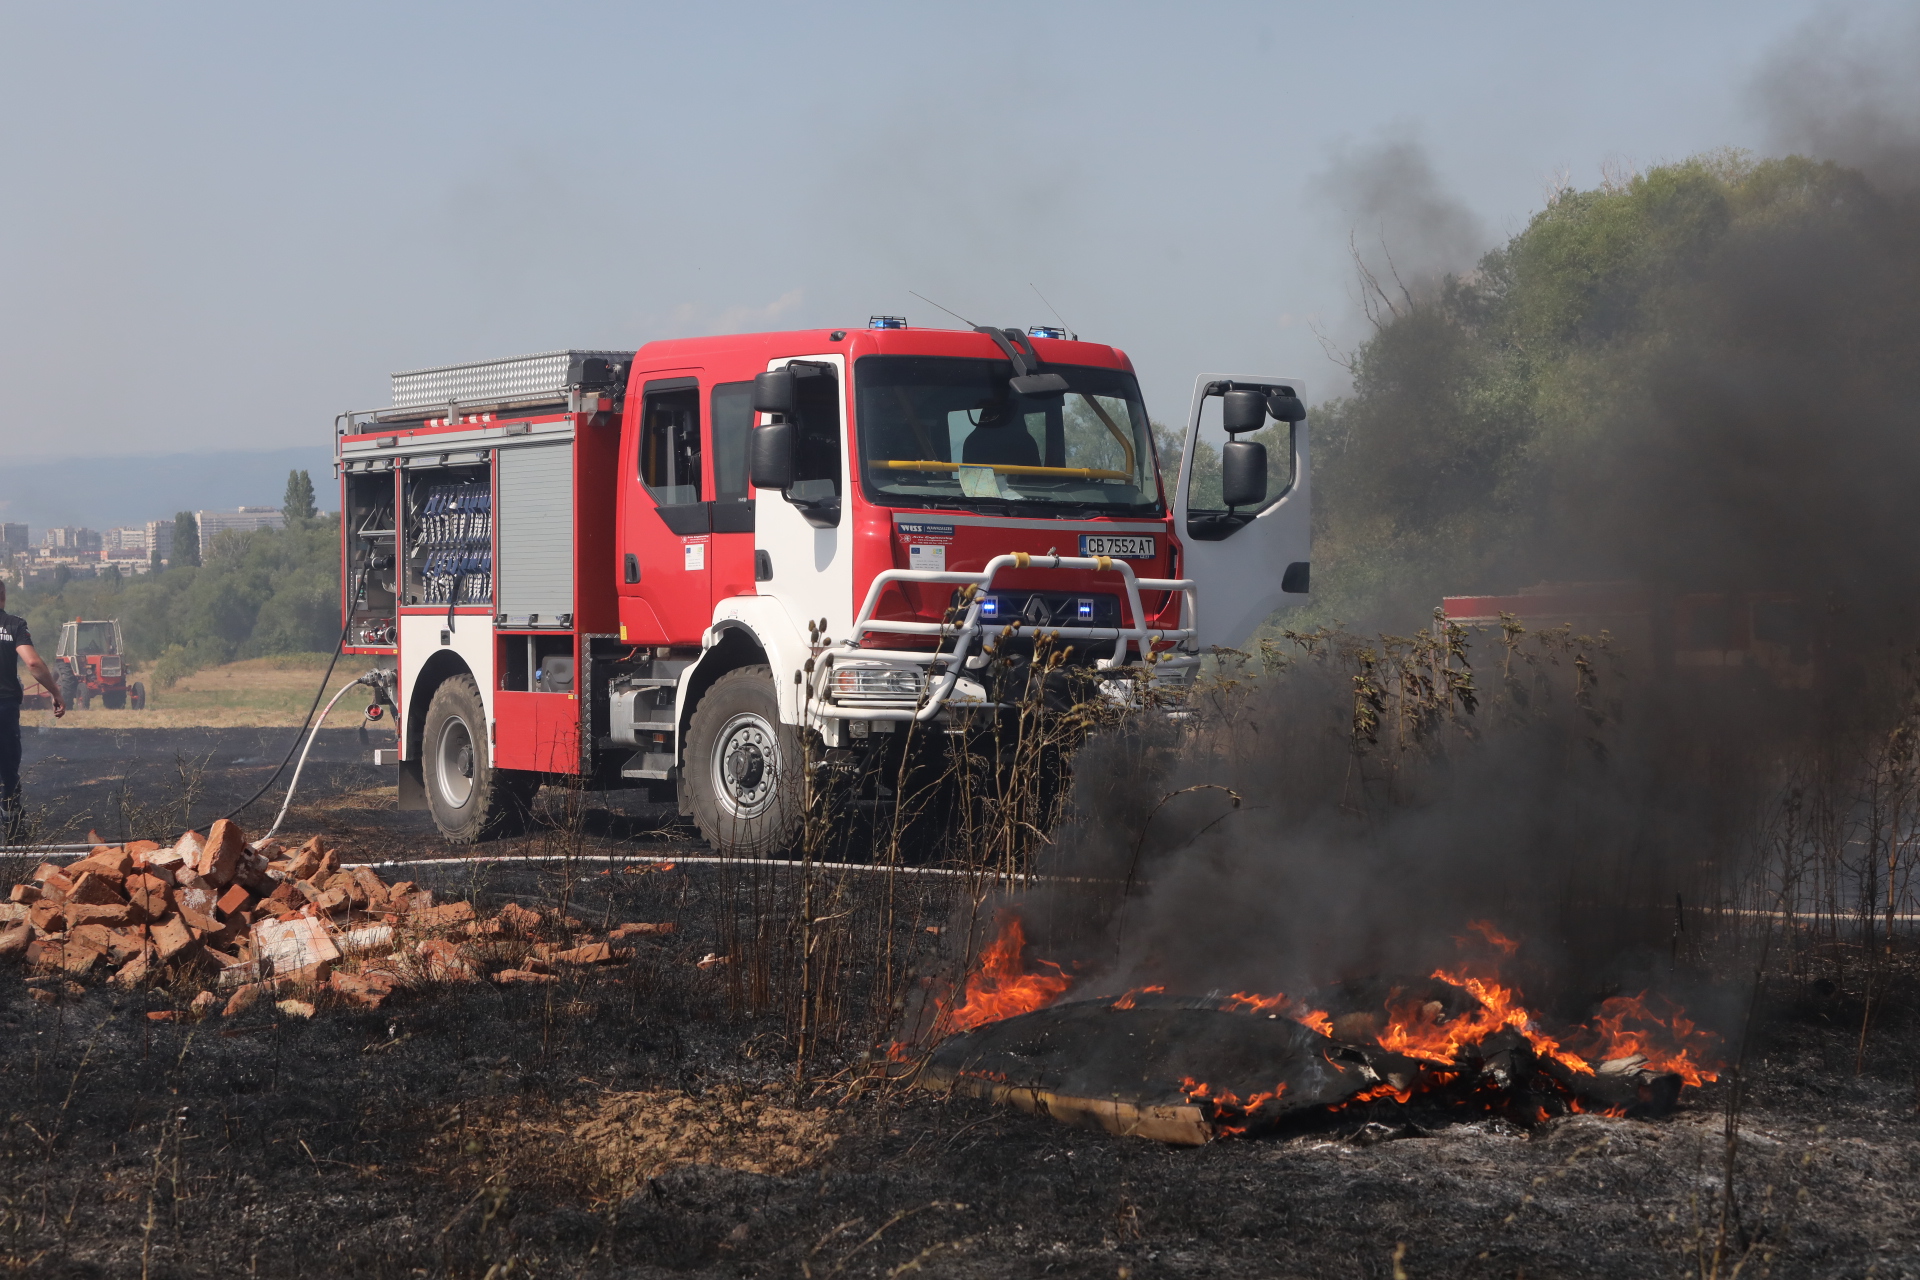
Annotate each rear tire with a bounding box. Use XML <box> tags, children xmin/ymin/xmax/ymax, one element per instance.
<box><xmin>55</xmin><ymin>672</ymin><xmax>79</xmax><ymax>709</ymax></box>
<box><xmin>422</xmin><ymin>673</ymin><xmax>538</xmax><ymax>844</ymax></box>
<box><xmin>102</xmin><ymin>689</ymin><xmax>126</xmax><ymax>710</ymax></box>
<box><xmin>684</xmin><ymin>664</ymin><xmax>805</xmax><ymax>856</ymax></box>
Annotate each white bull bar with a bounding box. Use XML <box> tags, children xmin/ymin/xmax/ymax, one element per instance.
<box><xmin>810</xmin><ymin>551</ymin><xmax>1199</xmax><ymax>723</ymax></box>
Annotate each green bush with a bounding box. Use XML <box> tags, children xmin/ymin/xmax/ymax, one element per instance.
<box><xmin>15</xmin><ymin>515</ymin><xmax>341</xmax><ymax>676</ymax></box>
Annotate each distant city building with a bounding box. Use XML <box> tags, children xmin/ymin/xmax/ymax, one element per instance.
<box><xmin>41</xmin><ymin>526</ymin><xmax>101</xmax><ymax>553</ymax></box>
<box><xmin>1</xmin><ymin>524</ymin><xmax>26</xmax><ymax>555</ymax></box>
<box><xmin>144</xmin><ymin>519</ymin><xmax>175</xmax><ymax>565</ymax></box>
<box><xmin>194</xmin><ymin>506</ymin><xmax>284</xmax><ymax>543</ymax></box>
<box><xmin>101</xmin><ymin>527</ymin><xmax>153</xmax><ymax>574</ymax></box>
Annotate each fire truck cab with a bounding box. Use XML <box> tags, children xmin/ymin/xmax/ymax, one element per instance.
<box><xmin>336</xmin><ymin>322</ymin><xmax>1310</xmax><ymax>852</ymax></box>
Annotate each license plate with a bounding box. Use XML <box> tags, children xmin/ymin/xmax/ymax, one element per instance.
<box><xmin>1080</xmin><ymin>534</ymin><xmax>1155</xmax><ymax>559</ymax></box>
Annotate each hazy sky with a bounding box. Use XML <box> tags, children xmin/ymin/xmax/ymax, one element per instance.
<box><xmin>0</xmin><ymin>0</ymin><xmax>1890</xmax><ymax>463</ymax></box>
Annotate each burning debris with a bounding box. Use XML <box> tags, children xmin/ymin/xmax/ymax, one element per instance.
<box><xmin>903</xmin><ymin>913</ymin><xmax>1721</xmax><ymax>1144</ymax></box>
<box><xmin>0</xmin><ymin>822</ymin><xmax>676</xmax><ymax>1013</ymax></box>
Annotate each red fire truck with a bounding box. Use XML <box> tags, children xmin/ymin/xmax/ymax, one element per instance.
<box><xmin>336</xmin><ymin>322</ymin><xmax>1311</xmax><ymax>851</ymax></box>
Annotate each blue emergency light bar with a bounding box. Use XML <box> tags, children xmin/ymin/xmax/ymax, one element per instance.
<box><xmin>1029</xmin><ymin>325</ymin><xmax>1072</xmax><ymax>340</ymax></box>
<box><xmin>869</xmin><ymin>316</ymin><xmax>908</xmax><ymax>329</ymax></box>
<box><xmin>978</xmin><ymin>596</ymin><xmax>999</xmax><ymax>619</ymax></box>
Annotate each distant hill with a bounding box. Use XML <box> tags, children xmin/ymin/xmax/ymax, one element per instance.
<box><xmin>0</xmin><ymin>446</ymin><xmax>336</xmax><ymax>533</ymax></box>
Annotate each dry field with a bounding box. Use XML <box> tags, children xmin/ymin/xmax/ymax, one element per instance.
<box><xmin>36</xmin><ymin>655</ymin><xmax>352</xmax><ymax>729</ymax></box>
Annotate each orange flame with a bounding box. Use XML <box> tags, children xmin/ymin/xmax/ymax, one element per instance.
<box><xmin>1110</xmin><ymin>986</ymin><xmax>1166</xmax><ymax>1010</ymax></box>
<box><xmin>930</xmin><ymin>913</ymin><xmax>1075</xmax><ymax>1037</ymax></box>
<box><xmin>1565</xmin><ymin>992</ymin><xmax>1722</xmax><ymax>1087</ymax></box>
<box><xmin>1220</xmin><ymin>991</ymin><xmax>1336</xmax><ymax>1036</ymax></box>
<box><xmin>1180</xmin><ymin>1075</ymin><xmax>1288</xmax><ymax>1133</ymax></box>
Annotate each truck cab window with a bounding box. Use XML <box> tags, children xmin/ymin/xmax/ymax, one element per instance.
<box><xmin>640</xmin><ymin>385</ymin><xmax>702</xmax><ymax>506</ymax></box>
<box><xmin>711</xmin><ymin>381</ymin><xmax>754</xmax><ymax>503</ymax></box>
<box><xmin>788</xmin><ymin>366</ymin><xmax>842</xmax><ymax>503</ymax></box>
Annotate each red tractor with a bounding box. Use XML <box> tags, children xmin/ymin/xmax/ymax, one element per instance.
<box><xmin>44</xmin><ymin>619</ymin><xmax>145</xmax><ymax>710</ymax></box>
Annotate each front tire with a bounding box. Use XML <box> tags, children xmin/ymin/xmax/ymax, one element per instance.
<box><xmin>422</xmin><ymin>673</ymin><xmax>538</xmax><ymax>844</ymax></box>
<box><xmin>683</xmin><ymin>665</ymin><xmax>805</xmax><ymax>856</ymax></box>
<box><xmin>129</xmin><ymin>683</ymin><xmax>147</xmax><ymax>710</ymax></box>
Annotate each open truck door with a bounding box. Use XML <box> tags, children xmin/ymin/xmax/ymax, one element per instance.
<box><xmin>1171</xmin><ymin>374</ymin><xmax>1311</xmax><ymax>651</ymax></box>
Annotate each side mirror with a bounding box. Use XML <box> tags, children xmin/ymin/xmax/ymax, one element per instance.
<box><xmin>752</xmin><ymin>369</ymin><xmax>795</xmax><ymax>416</ymax></box>
<box><xmin>1221</xmin><ymin>440</ymin><xmax>1268</xmax><ymax>509</ymax></box>
<box><xmin>750</xmin><ymin>422</ymin><xmax>797</xmax><ymax>491</ymax></box>
<box><xmin>1221</xmin><ymin>389</ymin><xmax>1268</xmax><ymax>433</ymax></box>
<box><xmin>1266</xmin><ymin>390</ymin><xmax>1307</xmax><ymax>423</ymax></box>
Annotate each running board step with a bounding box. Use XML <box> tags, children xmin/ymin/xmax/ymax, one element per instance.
<box><xmin>621</xmin><ymin>751</ymin><xmax>675</xmax><ymax>780</ymax></box>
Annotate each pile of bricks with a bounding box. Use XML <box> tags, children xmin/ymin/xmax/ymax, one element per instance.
<box><xmin>1</xmin><ymin>820</ymin><xmax>674</xmax><ymax>1018</ymax></box>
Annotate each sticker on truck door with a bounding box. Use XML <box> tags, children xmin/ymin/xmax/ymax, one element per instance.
<box><xmin>899</xmin><ymin>522</ymin><xmax>953</xmax><ymax>574</ymax></box>
<box><xmin>683</xmin><ymin>538</ymin><xmax>707</xmax><ymax>571</ymax></box>
<box><xmin>1079</xmin><ymin>534</ymin><xmax>1155</xmax><ymax>559</ymax></box>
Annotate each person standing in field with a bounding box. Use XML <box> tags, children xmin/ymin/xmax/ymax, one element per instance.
<box><xmin>0</xmin><ymin>580</ymin><xmax>66</xmax><ymax>838</ymax></box>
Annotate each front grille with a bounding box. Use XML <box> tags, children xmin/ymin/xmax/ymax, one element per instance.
<box><xmin>962</xmin><ymin>590</ymin><xmax>1122</xmax><ymax>628</ymax></box>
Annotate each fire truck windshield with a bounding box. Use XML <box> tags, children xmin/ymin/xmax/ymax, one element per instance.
<box><xmin>854</xmin><ymin>356</ymin><xmax>1162</xmax><ymax>515</ymax></box>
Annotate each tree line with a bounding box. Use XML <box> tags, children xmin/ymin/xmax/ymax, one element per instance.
<box><xmin>12</xmin><ymin>470</ymin><xmax>339</xmax><ymax>684</ymax></box>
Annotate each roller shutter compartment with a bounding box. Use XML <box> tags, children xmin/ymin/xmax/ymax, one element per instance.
<box><xmin>497</xmin><ymin>442</ymin><xmax>574</xmax><ymax>624</ymax></box>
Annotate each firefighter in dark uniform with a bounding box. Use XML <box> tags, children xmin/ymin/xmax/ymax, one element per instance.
<box><xmin>0</xmin><ymin>580</ymin><xmax>66</xmax><ymax>838</ymax></box>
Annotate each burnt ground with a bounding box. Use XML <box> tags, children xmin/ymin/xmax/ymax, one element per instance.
<box><xmin>2</xmin><ymin>731</ymin><xmax>1919</xmax><ymax>1278</ymax></box>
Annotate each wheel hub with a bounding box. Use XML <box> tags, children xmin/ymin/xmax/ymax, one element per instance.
<box><xmin>435</xmin><ymin>715</ymin><xmax>477</xmax><ymax>809</ymax></box>
<box><xmin>712</xmin><ymin>712</ymin><xmax>779</xmax><ymax>819</ymax></box>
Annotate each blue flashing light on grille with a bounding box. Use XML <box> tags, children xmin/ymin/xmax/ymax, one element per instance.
<box><xmin>978</xmin><ymin>595</ymin><xmax>999</xmax><ymax>619</ymax></box>
<box><xmin>869</xmin><ymin>315</ymin><xmax>908</xmax><ymax>329</ymax></box>
<box><xmin>1028</xmin><ymin>325</ymin><xmax>1070</xmax><ymax>340</ymax></box>
<box><xmin>1076</xmin><ymin>598</ymin><xmax>1095</xmax><ymax>621</ymax></box>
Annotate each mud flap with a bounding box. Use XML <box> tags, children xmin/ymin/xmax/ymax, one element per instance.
<box><xmin>398</xmin><ymin>758</ymin><xmax>428</xmax><ymax>811</ymax></box>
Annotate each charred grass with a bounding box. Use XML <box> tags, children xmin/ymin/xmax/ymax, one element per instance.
<box><xmin>4</xmin><ymin>622</ymin><xmax>1920</xmax><ymax>1275</ymax></box>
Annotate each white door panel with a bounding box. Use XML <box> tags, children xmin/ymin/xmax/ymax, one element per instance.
<box><xmin>751</xmin><ymin>353</ymin><xmax>853</xmax><ymax>649</ymax></box>
<box><xmin>1173</xmin><ymin>373</ymin><xmax>1312</xmax><ymax>650</ymax></box>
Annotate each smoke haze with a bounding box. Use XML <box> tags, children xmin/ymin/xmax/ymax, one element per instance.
<box><xmin>1015</xmin><ymin>11</ymin><xmax>1920</xmax><ymax>1031</ymax></box>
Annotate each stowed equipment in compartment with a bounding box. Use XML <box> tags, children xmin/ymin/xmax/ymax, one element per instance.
<box><xmin>403</xmin><ymin>464</ymin><xmax>493</xmax><ymax>607</ymax></box>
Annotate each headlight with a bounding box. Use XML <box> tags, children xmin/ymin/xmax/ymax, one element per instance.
<box><xmin>830</xmin><ymin>665</ymin><xmax>927</xmax><ymax>701</ymax></box>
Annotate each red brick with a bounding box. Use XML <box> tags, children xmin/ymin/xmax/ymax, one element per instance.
<box><xmin>67</xmin><ymin>872</ymin><xmax>126</xmax><ymax>906</ymax></box>
<box><xmin>222</xmin><ymin>983</ymin><xmax>265</xmax><ymax>1017</ymax></box>
<box><xmin>123</xmin><ymin>839</ymin><xmax>160</xmax><ymax>864</ymax></box>
<box><xmin>494</xmin><ymin>968</ymin><xmax>559</xmax><ymax>985</ymax></box>
<box><xmin>323</xmin><ymin>872</ymin><xmax>367</xmax><ymax>909</ymax></box>
<box><xmin>112</xmin><ymin>951</ymin><xmax>155</xmax><ymax>989</ymax></box>
<box><xmin>552</xmin><ymin>942</ymin><xmax>620</xmax><ymax>966</ymax></box>
<box><xmin>28</xmin><ymin>900</ymin><xmax>67</xmax><ymax>933</ymax></box>
<box><xmin>0</xmin><ymin>924</ymin><xmax>27</xmax><ymax>956</ymax></box>
<box><xmin>125</xmin><ymin>874</ymin><xmax>172</xmax><ymax>920</ymax></box>
<box><xmin>415</xmin><ymin>938</ymin><xmax>478</xmax><ymax>983</ymax></box>
<box><xmin>216</xmin><ymin>884</ymin><xmax>254</xmax><ymax>917</ymax></box>
<box><xmin>330</xmin><ymin>970</ymin><xmax>394</xmax><ymax>1008</ymax></box>
<box><xmin>146</xmin><ymin>1010</ymin><xmax>180</xmax><ymax>1022</ymax></box>
<box><xmin>497</xmin><ymin>902</ymin><xmax>542</xmax><ymax>934</ymax></box>
<box><xmin>65</xmin><ymin>848</ymin><xmax>132</xmax><ymax>880</ymax></box>
<box><xmin>384</xmin><ymin>880</ymin><xmax>417</xmax><ymax>902</ymax></box>
<box><xmin>66</xmin><ymin>902</ymin><xmax>135</xmax><ymax>930</ymax></box>
<box><xmin>148</xmin><ymin>912</ymin><xmax>199</xmax><ymax>961</ymax></box>
<box><xmin>608</xmin><ymin>921</ymin><xmax>674</xmax><ymax>939</ymax></box>
<box><xmin>307</xmin><ymin>848</ymin><xmax>340</xmax><ymax>884</ymax></box>
<box><xmin>312</xmin><ymin>888</ymin><xmax>349</xmax><ymax>915</ymax></box>
<box><xmin>195</xmin><ymin>819</ymin><xmax>247</xmax><ymax>886</ymax></box>
<box><xmin>189</xmin><ymin>990</ymin><xmax>219</xmax><ymax>1016</ymax></box>
<box><xmin>412</xmin><ymin>901</ymin><xmax>475</xmax><ymax>930</ymax></box>
<box><xmin>9</xmin><ymin>883</ymin><xmax>41</xmax><ymax>904</ymax></box>
<box><xmin>173</xmin><ymin>872</ymin><xmax>218</xmax><ymax>918</ymax></box>
<box><xmin>286</xmin><ymin>836</ymin><xmax>325</xmax><ymax>880</ymax></box>
<box><xmin>349</xmin><ymin>867</ymin><xmax>390</xmax><ymax>908</ymax></box>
